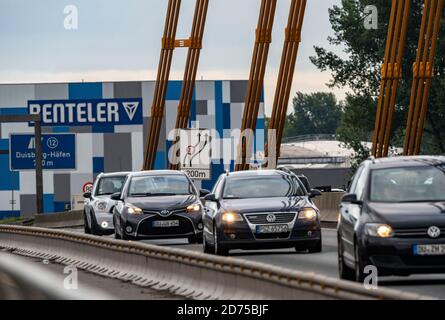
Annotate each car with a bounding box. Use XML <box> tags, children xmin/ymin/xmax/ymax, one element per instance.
<box><xmin>83</xmin><ymin>172</ymin><xmax>130</xmax><ymax>236</ymax></box>
<box><xmin>201</xmin><ymin>170</ymin><xmax>323</xmax><ymax>256</ymax></box>
<box><xmin>337</xmin><ymin>156</ymin><xmax>445</xmax><ymax>282</ymax></box>
<box><xmin>111</xmin><ymin>170</ymin><xmax>209</xmax><ymax>242</ymax></box>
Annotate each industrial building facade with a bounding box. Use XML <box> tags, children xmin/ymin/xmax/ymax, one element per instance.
<box><xmin>0</xmin><ymin>80</ymin><xmax>265</xmax><ymax>219</ymax></box>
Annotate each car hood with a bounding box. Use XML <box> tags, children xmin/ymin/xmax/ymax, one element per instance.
<box><xmin>368</xmin><ymin>201</ymin><xmax>445</xmax><ymax>228</ymax></box>
<box><xmin>126</xmin><ymin>195</ymin><xmax>198</xmax><ymax>212</ymax></box>
<box><xmin>220</xmin><ymin>197</ymin><xmax>310</xmax><ymax>214</ymax></box>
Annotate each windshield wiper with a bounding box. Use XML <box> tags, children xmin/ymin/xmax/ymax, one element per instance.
<box><xmin>130</xmin><ymin>192</ymin><xmax>184</xmax><ymax>197</ymax></box>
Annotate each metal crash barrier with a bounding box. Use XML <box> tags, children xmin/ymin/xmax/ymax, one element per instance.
<box><xmin>0</xmin><ymin>225</ymin><xmax>433</xmax><ymax>300</ymax></box>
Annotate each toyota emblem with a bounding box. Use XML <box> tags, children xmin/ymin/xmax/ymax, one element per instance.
<box><xmin>266</xmin><ymin>214</ymin><xmax>276</xmax><ymax>223</ymax></box>
<box><xmin>160</xmin><ymin>209</ymin><xmax>171</xmax><ymax>217</ymax></box>
<box><xmin>428</xmin><ymin>226</ymin><xmax>441</xmax><ymax>239</ymax></box>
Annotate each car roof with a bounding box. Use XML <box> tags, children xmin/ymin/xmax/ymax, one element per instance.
<box><xmin>225</xmin><ymin>170</ymin><xmax>290</xmax><ymax>179</ymax></box>
<box><xmin>128</xmin><ymin>170</ymin><xmax>187</xmax><ymax>178</ymax></box>
<box><xmin>99</xmin><ymin>172</ymin><xmax>131</xmax><ymax>178</ymax></box>
<box><xmin>366</xmin><ymin>156</ymin><xmax>445</xmax><ymax>169</ymax></box>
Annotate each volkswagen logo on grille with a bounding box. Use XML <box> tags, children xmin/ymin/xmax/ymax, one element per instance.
<box><xmin>266</xmin><ymin>214</ymin><xmax>277</xmax><ymax>223</ymax></box>
<box><xmin>160</xmin><ymin>209</ymin><xmax>171</xmax><ymax>217</ymax></box>
<box><xmin>428</xmin><ymin>226</ymin><xmax>441</xmax><ymax>239</ymax></box>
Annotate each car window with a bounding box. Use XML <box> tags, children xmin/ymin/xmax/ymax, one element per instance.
<box><xmin>349</xmin><ymin>166</ymin><xmax>364</xmax><ymax>194</ymax></box>
<box><xmin>223</xmin><ymin>174</ymin><xmax>305</xmax><ymax>199</ymax></box>
<box><xmin>95</xmin><ymin>176</ymin><xmax>126</xmax><ymax>196</ymax></box>
<box><xmin>370</xmin><ymin>166</ymin><xmax>445</xmax><ymax>203</ymax></box>
<box><xmin>128</xmin><ymin>175</ymin><xmax>194</xmax><ymax>197</ymax></box>
<box><xmin>354</xmin><ymin>167</ymin><xmax>369</xmax><ymax>201</ymax></box>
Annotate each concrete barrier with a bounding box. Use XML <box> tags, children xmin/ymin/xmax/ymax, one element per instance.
<box><xmin>0</xmin><ymin>225</ymin><xmax>433</xmax><ymax>300</ymax></box>
<box><xmin>314</xmin><ymin>192</ymin><xmax>345</xmax><ymax>223</ymax></box>
<box><xmin>33</xmin><ymin>210</ymin><xmax>84</xmax><ymax>229</ymax></box>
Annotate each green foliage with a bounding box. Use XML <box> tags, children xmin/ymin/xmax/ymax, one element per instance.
<box><xmin>283</xmin><ymin>92</ymin><xmax>343</xmax><ymax>138</ymax></box>
<box><xmin>311</xmin><ymin>0</ymin><xmax>445</xmax><ymax>165</ymax></box>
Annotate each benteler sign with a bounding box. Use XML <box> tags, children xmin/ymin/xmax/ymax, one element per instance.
<box><xmin>27</xmin><ymin>98</ymin><xmax>143</xmax><ymax>127</ymax></box>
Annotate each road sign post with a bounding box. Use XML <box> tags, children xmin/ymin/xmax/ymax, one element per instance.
<box><xmin>0</xmin><ymin>115</ymin><xmax>44</xmax><ymax>214</ymax></box>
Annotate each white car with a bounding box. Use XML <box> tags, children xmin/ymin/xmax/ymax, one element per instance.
<box><xmin>83</xmin><ymin>172</ymin><xmax>130</xmax><ymax>236</ymax></box>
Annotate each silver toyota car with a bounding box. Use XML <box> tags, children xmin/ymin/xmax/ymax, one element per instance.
<box><xmin>83</xmin><ymin>172</ymin><xmax>130</xmax><ymax>236</ymax></box>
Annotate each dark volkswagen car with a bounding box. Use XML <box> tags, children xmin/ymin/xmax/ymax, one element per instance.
<box><xmin>202</xmin><ymin>170</ymin><xmax>322</xmax><ymax>256</ymax></box>
<box><xmin>338</xmin><ymin>156</ymin><xmax>445</xmax><ymax>282</ymax></box>
<box><xmin>112</xmin><ymin>171</ymin><xmax>209</xmax><ymax>243</ymax></box>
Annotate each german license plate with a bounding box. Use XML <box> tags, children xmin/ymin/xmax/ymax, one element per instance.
<box><xmin>413</xmin><ymin>244</ymin><xmax>445</xmax><ymax>256</ymax></box>
<box><xmin>152</xmin><ymin>220</ymin><xmax>179</xmax><ymax>228</ymax></box>
<box><xmin>256</xmin><ymin>224</ymin><xmax>289</xmax><ymax>234</ymax></box>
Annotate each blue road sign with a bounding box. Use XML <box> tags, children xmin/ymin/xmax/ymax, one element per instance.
<box><xmin>10</xmin><ymin>134</ymin><xmax>76</xmax><ymax>170</ymax></box>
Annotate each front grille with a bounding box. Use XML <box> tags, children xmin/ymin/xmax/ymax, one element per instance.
<box><xmin>137</xmin><ymin>215</ymin><xmax>194</xmax><ymax>236</ymax></box>
<box><xmin>245</xmin><ymin>212</ymin><xmax>296</xmax><ymax>224</ymax></box>
<box><xmin>394</xmin><ymin>227</ymin><xmax>445</xmax><ymax>239</ymax></box>
<box><xmin>142</xmin><ymin>208</ymin><xmax>187</xmax><ymax>217</ymax></box>
<box><xmin>401</xmin><ymin>256</ymin><xmax>445</xmax><ymax>266</ymax></box>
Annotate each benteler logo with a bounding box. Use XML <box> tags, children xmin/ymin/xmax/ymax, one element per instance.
<box><xmin>123</xmin><ymin>102</ymin><xmax>140</xmax><ymax>121</ymax></box>
<box><xmin>266</xmin><ymin>214</ymin><xmax>276</xmax><ymax>223</ymax></box>
<box><xmin>428</xmin><ymin>226</ymin><xmax>441</xmax><ymax>239</ymax></box>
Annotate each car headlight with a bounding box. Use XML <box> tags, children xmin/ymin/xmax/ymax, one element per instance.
<box><xmin>365</xmin><ymin>223</ymin><xmax>394</xmax><ymax>238</ymax></box>
<box><xmin>298</xmin><ymin>208</ymin><xmax>317</xmax><ymax>220</ymax></box>
<box><xmin>95</xmin><ymin>201</ymin><xmax>108</xmax><ymax>212</ymax></box>
<box><xmin>186</xmin><ymin>203</ymin><xmax>201</xmax><ymax>213</ymax></box>
<box><xmin>125</xmin><ymin>204</ymin><xmax>143</xmax><ymax>215</ymax></box>
<box><xmin>222</xmin><ymin>212</ymin><xmax>243</xmax><ymax>223</ymax></box>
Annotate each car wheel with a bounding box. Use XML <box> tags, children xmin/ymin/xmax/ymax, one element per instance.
<box><xmin>89</xmin><ymin>214</ymin><xmax>101</xmax><ymax>236</ymax></box>
<box><xmin>338</xmin><ymin>236</ymin><xmax>355</xmax><ymax>281</ymax></box>
<box><xmin>354</xmin><ymin>243</ymin><xmax>366</xmax><ymax>283</ymax></box>
<box><xmin>83</xmin><ymin>211</ymin><xmax>91</xmax><ymax>234</ymax></box>
<box><xmin>188</xmin><ymin>236</ymin><xmax>198</xmax><ymax>244</ymax></box>
<box><xmin>214</xmin><ymin>226</ymin><xmax>229</xmax><ymax>256</ymax></box>
<box><xmin>203</xmin><ymin>233</ymin><xmax>214</xmax><ymax>254</ymax></box>
<box><xmin>308</xmin><ymin>238</ymin><xmax>322</xmax><ymax>253</ymax></box>
<box><xmin>112</xmin><ymin>216</ymin><xmax>120</xmax><ymax>239</ymax></box>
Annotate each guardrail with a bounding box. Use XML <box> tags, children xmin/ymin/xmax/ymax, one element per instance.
<box><xmin>0</xmin><ymin>225</ymin><xmax>433</xmax><ymax>300</ymax></box>
<box><xmin>0</xmin><ymin>251</ymin><xmax>112</xmax><ymax>300</ymax></box>
<box><xmin>33</xmin><ymin>210</ymin><xmax>84</xmax><ymax>228</ymax></box>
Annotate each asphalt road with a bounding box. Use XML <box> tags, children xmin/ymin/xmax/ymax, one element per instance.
<box><xmin>65</xmin><ymin>227</ymin><xmax>445</xmax><ymax>299</ymax></box>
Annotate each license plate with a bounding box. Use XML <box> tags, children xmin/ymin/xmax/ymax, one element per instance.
<box><xmin>256</xmin><ymin>224</ymin><xmax>289</xmax><ymax>234</ymax></box>
<box><xmin>152</xmin><ymin>220</ymin><xmax>179</xmax><ymax>228</ymax></box>
<box><xmin>413</xmin><ymin>244</ymin><xmax>445</xmax><ymax>256</ymax></box>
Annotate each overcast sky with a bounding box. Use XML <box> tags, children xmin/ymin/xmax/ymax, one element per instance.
<box><xmin>0</xmin><ymin>0</ymin><xmax>346</xmax><ymax>115</ymax></box>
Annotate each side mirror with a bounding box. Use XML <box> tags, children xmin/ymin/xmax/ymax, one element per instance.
<box><xmin>342</xmin><ymin>193</ymin><xmax>362</xmax><ymax>205</ymax></box>
<box><xmin>199</xmin><ymin>189</ymin><xmax>211</xmax><ymax>198</ymax></box>
<box><xmin>204</xmin><ymin>193</ymin><xmax>217</xmax><ymax>202</ymax></box>
<box><xmin>83</xmin><ymin>192</ymin><xmax>92</xmax><ymax>199</ymax></box>
<box><xmin>110</xmin><ymin>192</ymin><xmax>122</xmax><ymax>201</ymax></box>
<box><xmin>309</xmin><ymin>189</ymin><xmax>322</xmax><ymax>198</ymax></box>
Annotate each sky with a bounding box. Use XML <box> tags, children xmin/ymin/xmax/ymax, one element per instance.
<box><xmin>0</xmin><ymin>0</ymin><xmax>346</xmax><ymax>115</ymax></box>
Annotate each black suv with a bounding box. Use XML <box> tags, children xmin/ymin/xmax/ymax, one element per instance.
<box><xmin>202</xmin><ymin>170</ymin><xmax>322</xmax><ymax>256</ymax></box>
<box><xmin>338</xmin><ymin>156</ymin><xmax>445</xmax><ymax>282</ymax></box>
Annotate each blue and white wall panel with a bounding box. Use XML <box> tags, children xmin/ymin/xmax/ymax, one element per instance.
<box><xmin>0</xmin><ymin>81</ymin><xmax>265</xmax><ymax>218</ymax></box>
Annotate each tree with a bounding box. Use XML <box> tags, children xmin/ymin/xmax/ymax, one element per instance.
<box><xmin>310</xmin><ymin>0</ymin><xmax>445</xmax><ymax>163</ymax></box>
<box><xmin>283</xmin><ymin>92</ymin><xmax>343</xmax><ymax>138</ymax></box>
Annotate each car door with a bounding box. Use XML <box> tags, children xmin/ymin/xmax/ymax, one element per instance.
<box><xmin>340</xmin><ymin>165</ymin><xmax>365</xmax><ymax>261</ymax></box>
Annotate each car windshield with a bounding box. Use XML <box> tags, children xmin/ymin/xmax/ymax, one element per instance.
<box><xmin>370</xmin><ymin>166</ymin><xmax>445</xmax><ymax>203</ymax></box>
<box><xmin>223</xmin><ymin>174</ymin><xmax>305</xmax><ymax>199</ymax></box>
<box><xmin>128</xmin><ymin>175</ymin><xmax>194</xmax><ymax>197</ymax></box>
<box><xmin>96</xmin><ymin>176</ymin><xmax>126</xmax><ymax>196</ymax></box>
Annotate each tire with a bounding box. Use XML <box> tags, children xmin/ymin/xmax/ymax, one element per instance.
<box><xmin>113</xmin><ymin>216</ymin><xmax>121</xmax><ymax>239</ymax></box>
<box><xmin>214</xmin><ymin>226</ymin><xmax>229</xmax><ymax>256</ymax></box>
<box><xmin>84</xmin><ymin>212</ymin><xmax>91</xmax><ymax>234</ymax></box>
<box><xmin>354</xmin><ymin>243</ymin><xmax>366</xmax><ymax>283</ymax></box>
<box><xmin>90</xmin><ymin>214</ymin><xmax>101</xmax><ymax>236</ymax></box>
<box><xmin>308</xmin><ymin>238</ymin><xmax>322</xmax><ymax>253</ymax></box>
<box><xmin>203</xmin><ymin>233</ymin><xmax>214</xmax><ymax>254</ymax></box>
<box><xmin>338</xmin><ymin>237</ymin><xmax>355</xmax><ymax>281</ymax></box>
<box><xmin>188</xmin><ymin>236</ymin><xmax>198</xmax><ymax>244</ymax></box>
